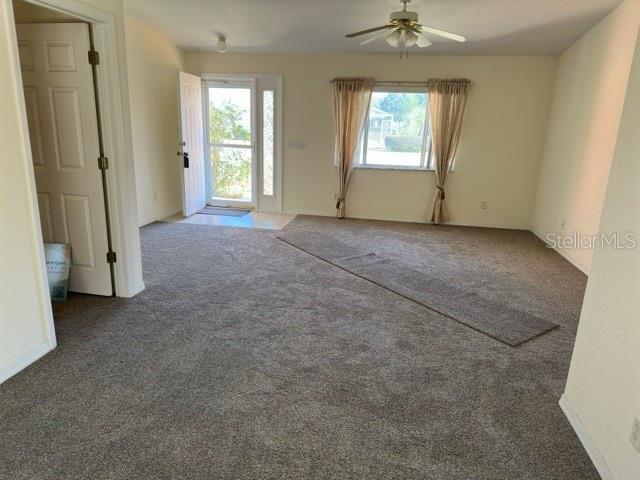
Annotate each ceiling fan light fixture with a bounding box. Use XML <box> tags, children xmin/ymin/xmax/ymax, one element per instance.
<box><xmin>404</xmin><ymin>30</ymin><xmax>418</xmax><ymax>47</ymax></box>
<box><xmin>386</xmin><ymin>29</ymin><xmax>400</xmax><ymax>47</ymax></box>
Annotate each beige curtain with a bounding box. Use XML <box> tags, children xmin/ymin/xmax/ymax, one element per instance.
<box><xmin>332</xmin><ymin>77</ymin><xmax>374</xmax><ymax>218</ymax></box>
<box><xmin>427</xmin><ymin>79</ymin><xmax>471</xmax><ymax>224</ymax></box>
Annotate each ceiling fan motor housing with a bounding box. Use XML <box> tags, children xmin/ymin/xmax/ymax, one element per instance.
<box><xmin>390</xmin><ymin>10</ymin><xmax>419</xmax><ymax>24</ymax></box>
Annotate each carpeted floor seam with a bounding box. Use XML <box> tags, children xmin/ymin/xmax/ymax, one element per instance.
<box><xmin>276</xmin><ymin>235</ymin><xmax>558</xmax><ymax>347</ymax></box>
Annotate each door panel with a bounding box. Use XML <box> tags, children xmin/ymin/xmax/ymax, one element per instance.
<box><xmin>61</xmin><ymin>194</ymin><xmax>95</xmax><ymax>269</ymax></box>
<box><xmin>17</xmin><ymin>23</ymin><xmax>112</xmax><ymax>296</ymax></box>
<box><xmin>37</xmin><ymin>193</ymin><xmax>55</xmax><ymax>243</ymax></box>
<box><xmin>50</xmin><ymin>87</ymin><xmax>85</xmax><ymax>170</ymax></box>
<box><xmin>179</xmin><ymin>71</ymin><xmax>206</xmax><ymax>216</ymax></box>
<box><xmin>18</xmin><ymin>40</ymin><xmax>34</xmax><ymax>70</ymax></box>
<box><xmin>44</xmin><ymin>41</ymin><xmax>76</xmax><ymax>71</ymax></box>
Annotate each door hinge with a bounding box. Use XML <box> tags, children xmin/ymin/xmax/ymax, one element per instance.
<box><xmin>88</xmin><ymin>49</ymin><xmax>100</xmax><ymax>66</ymax></box>
<box><xmin>98</xmin><ymin>156</ymin><xmax>109</xmax><ymax>170</ymax></box>
<box><xmin>106</xmin><ymin>251</ymin><xmax>117</xmax><ymax>264</ymax></box>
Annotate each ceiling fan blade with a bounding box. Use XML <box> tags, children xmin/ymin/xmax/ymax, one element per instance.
<box><xmin>419</xmin><ymin>25</ymin><xmax>466</xmax><ymax>42</ymax></box>
<box><xmin>360</xmin><ymin>28</ymin><xmax>396</xmax><ymax>45</ymax></box>
<box><xmin>416</xmin><ymin>34</ymin><xmax>432</xmax><ymax>48</ymax></box>
<box><xmin>346</xmin><ymin>25</ymin><xmax>394</xmax><ymax>38</ymax></box>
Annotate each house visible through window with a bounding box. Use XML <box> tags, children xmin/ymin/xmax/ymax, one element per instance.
<box><xmin>357</xmin><ymin>88</ymin><xmax>433</xmax><ymax>170</ymax></box>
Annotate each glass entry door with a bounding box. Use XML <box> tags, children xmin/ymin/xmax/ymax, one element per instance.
<box><xmin>206</xmin><ymin>81</ymin><xmax>256</xmax><ymax>206</ymax></box>
<box><xmin>204</xmin><ymin>76</ymin><xmax>282</xmax><ymax>212</ymax></box>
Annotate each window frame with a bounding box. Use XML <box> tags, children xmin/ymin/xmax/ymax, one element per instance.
<box><xmin>356</xmin><ymin>85</ymin><xmax>434</xmax><ymax>171</ymax></box>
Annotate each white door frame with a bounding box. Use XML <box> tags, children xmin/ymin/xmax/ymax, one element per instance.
<box><xmin>201</xmin><ymin>73</ymin><xmax>283</xmax><ymax>213</ymax></box>
<box><xmin>7</xmin><ymin>0</ymin><xmax>145</xmax><ymax>300</ymax></box>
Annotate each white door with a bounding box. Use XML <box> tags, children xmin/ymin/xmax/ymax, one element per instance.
<box><xmin>179</xmin><ymin>71</ymin><xmax>206</xmax><ymax>216</ymax></box>
<box><xmin>17</xmin><ymin>23</ymin><xmax>112</xmax><ymax>296</ymax></box>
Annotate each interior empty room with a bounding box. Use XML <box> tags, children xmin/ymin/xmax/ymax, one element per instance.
<box><xmin>1</xmin><ymin>0</ymin><xmax>639</xmax><ymax>478</ymax></box>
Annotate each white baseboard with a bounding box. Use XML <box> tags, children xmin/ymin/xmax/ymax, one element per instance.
<box><xmin>139</xmin><ymin>209</ymin><xmax>183</xmax><ymax>227</ymax></box>
<box><xmin>0</xmin><ymin>341</ymin><xmax>55</xmax><ymax>385</ymax></box>
<box><xmin>559</xmin><ymin>394</ymin><xmax>613</xmax><ymax>480</ymax></box>
<box><xmin>291</xmin><ymin>210</ymin><xmax>530</xmax><ymax>231</ymax></box>
<box><xmin>445</xmin><ymin>220</ymin><xmax>529</xmax><ymax>231</ymax></box>
<box><xmin>531</xmin><ymin>230</ymin><xmax>590</xmax><ymax>274</ymax></box>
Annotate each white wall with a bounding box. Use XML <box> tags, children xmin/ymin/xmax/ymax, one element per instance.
<box><xmin>561</xmin><ymin>32</ymin><xmax>640</xmax><ymax>480</ymax></box>
<box><xmin>124</xmin><ymin>12</ymin><xmax>183</xmax><ymax>226</ymax></box>
<box><xmin>532</xmin><ymin>0</ymin><xmax>640</xmax><ymax>273</ymax></box>
<box><xmin>185</xmin><ymin>53</ymin><xmax>556</xmax><ymax>228</ymax></box>
<box><xmin>0</xmin><ymin>0</ymin><xmax>56</xmax><ymax>383</ymax></box>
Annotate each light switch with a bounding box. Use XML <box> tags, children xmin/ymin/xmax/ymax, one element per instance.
<box><xmin>287</xmin><ymin>140</ymin><xmax>308</xmax><ymax>150</ymax></box>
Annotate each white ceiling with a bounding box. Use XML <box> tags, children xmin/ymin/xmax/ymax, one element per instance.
<box><xmin>125</xmin><ymin>0</ymin><xmax>623</xmax><ymax>55</ymax></box>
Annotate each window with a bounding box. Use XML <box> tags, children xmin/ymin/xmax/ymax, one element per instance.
<box><xmin>262</xmin><ymin>90</ymin><xmax>275</xmax><ymax>197</ymax></box>
<box><xmin>357</xmin><ymin>88</ymin><xmax>433</xmax><ymax>170</ymax></box>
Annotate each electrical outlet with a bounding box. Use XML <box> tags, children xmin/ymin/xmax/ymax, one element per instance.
<box><xmin>560</xmin><ymin>220</ymin><xmax>566</xmax><ymax>232</ymax></box>
<box><xmin>480</xmin><ymin>201</ymin><xmax>488</xmax><ymax>210</ymax></box>
<box><xmin>153</xmin><ymin>192</ymin><xmax>158</xmax><ymax>202</ymax></box>
<box><xmin>631</xmin><ymin>417</ymin><xmax>640</xmax><ymax>453</ymax></box>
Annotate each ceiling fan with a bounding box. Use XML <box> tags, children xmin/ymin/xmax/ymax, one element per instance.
<box><xmin>345</xmin><ymin>0</ymin><xmax>466</xmax><ymax>56</ymax></box>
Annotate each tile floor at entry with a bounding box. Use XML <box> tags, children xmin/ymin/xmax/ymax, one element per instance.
<box><xmin>164</xmin><ymin>211</ymin><xmax>295</xmax><ymax>230</ymax></box>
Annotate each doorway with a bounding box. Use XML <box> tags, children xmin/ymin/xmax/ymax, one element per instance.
<box><xmin>8</xmin><ymin>0</ymin><xmax>145</xmax><ymax>299</ymax></box>
<box><xmin>15</xmin><ymin>13</ymin><xmax>114</xmax><ymax>296</ymax></box>
<box><xmin>206</xmin><ymin>81</ymin><xmax>255</xmax><ymax>207</ymax></box>
<box><xmin>202</xmin><ymin>74</ymin><xmax>283</xmax><ymax>213</ymax></box>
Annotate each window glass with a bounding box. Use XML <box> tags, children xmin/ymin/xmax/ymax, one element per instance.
<box><xmin>209</xmin><ymin>87</ymin><xmax>251</xmax><ymax>146</ymax></box>
<box><xmin>358</xmin><ymin>90</ymin><xmax>431</xmax><ymax>169</ymax></box>
<box><xmin>211</xmin><ymin>147</ymin><xmax>252</xmax><ymax>201</ymax></box>
<box><xmin>262</xmin><ymin>90</ymin><xmax>274</xmax><ymax>196</ymax></box>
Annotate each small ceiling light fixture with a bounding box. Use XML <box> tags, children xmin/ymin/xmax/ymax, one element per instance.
<box><xmin>216</xmin><ymin>34</ymin><xmax>227</xmax><ymax>53</ymax></box>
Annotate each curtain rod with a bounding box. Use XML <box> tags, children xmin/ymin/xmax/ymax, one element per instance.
<box><xmin>329</xmin><ymin>80</ymin><xmax>473</xmax><ymax>86</ymax></box>
<box><xmin>376</xmin><ymin>81</ymin><xmax>429</xmax><ymax>86</ymax></box>
<box><xmin>329</xmin><ymin>80</ymin><xmax>429</xmax><ymax>86</ymax></box>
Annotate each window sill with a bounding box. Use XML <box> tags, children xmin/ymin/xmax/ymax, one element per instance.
<box><xmin>354</xmin><ymin>165</ymin><xmax>435</xmax><ymax>172</ymax></box>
